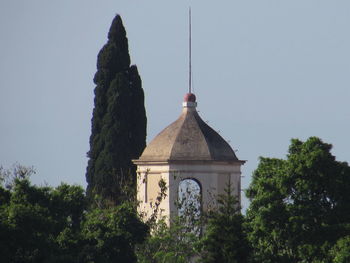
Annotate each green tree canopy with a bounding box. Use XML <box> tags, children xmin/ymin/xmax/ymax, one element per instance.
<box><xmin>330</xmin><ymin>236</ymin><xmax>350</xmax><ymax>263</ymax></box>
<box><xmin>0</xmin><ymin>165</ymin><xmax>86</xmax><ymax>263</ymax></box>
<box><xmin>199</xmin><ymin>182</ymin><xmax>250</xmax><ymax>263</ymax></box>
<box><xmin>0</xmin><ymin>164</ymin><xmax>149</xmax><ymax>263</ymax></box>
<box><xmin>246</xmin><ymin>137</ymin><xmax>350</xmax><ymax>263</ymax></box>
<box><xmin>86</xmin><ymin>14</ymin><xmax>146</xmax><ymax>205</ymax></box>
<box><xmin>81</xmin><ymin>202</ymin><xmax>148</xmax><ymax>263</ymax></box>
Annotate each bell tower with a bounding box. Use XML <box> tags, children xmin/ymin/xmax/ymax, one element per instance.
<box><xmin>133</xmin><ymin>93</ymin><xmax>245</xmax><ymax>223</ymax></box>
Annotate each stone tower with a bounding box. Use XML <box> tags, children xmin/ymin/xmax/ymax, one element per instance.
<box><xmin>133</xmin><ymin>93</ymin><xmax>244</xmax><ymax>223</ymax></box>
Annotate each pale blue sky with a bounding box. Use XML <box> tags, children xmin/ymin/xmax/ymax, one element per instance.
<box><xmin>1</xmin><ymin>1</ymin><xmax>349</xmax><ymax>210</ymax></box>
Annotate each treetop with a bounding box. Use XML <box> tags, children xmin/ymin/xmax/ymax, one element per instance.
<box><xmin>108</xmin><ymin>14</ymin><xmax>127</xmax><ymax>42</ymax></box>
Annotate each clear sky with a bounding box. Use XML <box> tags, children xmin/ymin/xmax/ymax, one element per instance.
<box><xmin>1</xmin><ymin>1</ymin><xmax>349</xmax><ymax>210</ymax></box>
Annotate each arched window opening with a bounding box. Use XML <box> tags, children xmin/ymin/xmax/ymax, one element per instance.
<box><xmin>178</xmin><ymin>179</ymin><xmax>201</xmax><ymax>234</ymax></box>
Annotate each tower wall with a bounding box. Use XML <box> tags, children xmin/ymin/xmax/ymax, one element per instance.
<box><xmin>136</xmin><ymin>161</ymin><xmax>242</xmax><ymax>225</ymax></box>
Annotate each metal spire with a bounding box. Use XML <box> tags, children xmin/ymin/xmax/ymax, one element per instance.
<box><xmin>189</xmin><ymin>7</ymin><xmax>192</xmax><ymax>94</ymax></box>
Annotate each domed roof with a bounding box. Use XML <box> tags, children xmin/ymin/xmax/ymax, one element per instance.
<box><xmin>137</xmin><ymin>94</ymin><xmax>238</xmax><ymax>162</ymax></box>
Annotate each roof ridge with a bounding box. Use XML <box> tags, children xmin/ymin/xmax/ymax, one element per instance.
<box><xmin>192</xmin><ymin>110</ymin><xmax>215</xmax><ymax>159</ymax></box>
<box><xmin>170</xmin><ymin>108</ymin><xmax>212</xmax><ymax>160</ymax></box>
<box><xmin>168</xmin><ymin>109</ymin><xmax>193</xmax><ymax>159</ymax></box>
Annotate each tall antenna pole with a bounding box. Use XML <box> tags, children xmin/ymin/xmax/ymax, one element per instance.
<box><xmin>189</xmin><ymin>7</ymin><xmax>192</xmax><ymax>94</ymax></box>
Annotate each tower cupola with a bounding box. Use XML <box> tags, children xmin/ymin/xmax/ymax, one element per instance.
<box><xmin>133</xmin><ymin>94</ymin><xmax>244</xmax><ymax>224</ymax></box>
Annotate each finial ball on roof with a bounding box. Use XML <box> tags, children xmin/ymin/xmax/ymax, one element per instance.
<box><xmin>184</xmin><ymin>93</ymin><xmax>196</xmax><ymax>102</ymax></box>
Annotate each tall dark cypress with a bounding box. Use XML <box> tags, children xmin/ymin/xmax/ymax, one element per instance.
<box><xmin>86</xmin><ymin>15</ymin><xmax>146</xmax><ymax>204</ymax></box>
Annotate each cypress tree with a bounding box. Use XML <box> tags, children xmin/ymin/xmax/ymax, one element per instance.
<box><xmin>86</xmin><ymin>15</ymin><xmax>146</xmax><ymax>204</ymax></box>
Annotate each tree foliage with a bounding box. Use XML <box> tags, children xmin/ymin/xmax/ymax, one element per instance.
<box><xmin>246</xmin><ymin>137</ymin><xmax>350</xmax><ymax>262</ymax></box>
<box><xmin>86</xmin><ymin>14</ymin><xmax>146</xmax><ymax>205</ymax></box>
<box><xmin>0</xmin><ymin>164</ymin><xmax>148</xmax><ymax>263</ymax></box>
<box><xmin>199</xmin><ymin>182</ymin><xmax>250</xmax><ymax>263</ymax></box>
<box><xmin>136</xmin><ymin>218</ymin><xmax>200</xmax><ymax>263</ymax></box>
<box><xmin>81</xmin><ymin>202</ymin><xmax>148</xmax><ymax>263</ymax></box>
<box><xmin>330</xmin><ymin>236</ymin><xmax>350</xmax><ymax>263</ymax></box>
<box><xmin>0</xmin><ymin>165</ymin><xmax>86</xmax><ymax>262</ymax></box>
